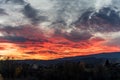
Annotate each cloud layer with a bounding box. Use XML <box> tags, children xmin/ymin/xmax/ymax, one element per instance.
<box><xmin>0</xmin><ymin>0</ymin><xmax>120</xmax><ymax>59</ymax></box>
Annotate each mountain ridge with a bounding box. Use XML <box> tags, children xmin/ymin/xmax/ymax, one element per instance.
<box><xmin>2</xmin><ymin>52</ymin><xmax>120</xmax><ymax>66</ymax></box>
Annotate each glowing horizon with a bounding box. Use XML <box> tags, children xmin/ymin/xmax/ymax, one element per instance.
<box><xmin>0</xmin><ymin>36</ymin><xmax>120</xmax><ymax>60</ymax></box>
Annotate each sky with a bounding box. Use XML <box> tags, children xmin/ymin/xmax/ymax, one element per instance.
<box><xmin>0</xmin><ymin>0</ymin><xmax>120</xmax><ymax>60</ymax></box>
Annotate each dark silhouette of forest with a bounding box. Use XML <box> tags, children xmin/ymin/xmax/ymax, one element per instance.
<box><xmin>0</xmin><ymin>60</ymin><xmax>120</xmax><ymax>80</ymax></box>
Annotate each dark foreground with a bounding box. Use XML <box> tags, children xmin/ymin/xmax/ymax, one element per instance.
<box><xmin>0</xmin><ymin>60</ymin><xmax>120</xmax><ymax>80</ymax></box>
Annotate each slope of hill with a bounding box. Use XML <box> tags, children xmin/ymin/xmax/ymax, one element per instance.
<box><xmin>4</xmin><ymin>52</ymin><xmax>120</xmax><ymax>66</ymax></box>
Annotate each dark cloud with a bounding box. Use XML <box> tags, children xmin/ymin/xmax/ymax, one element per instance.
<box><xmin>4</xmin><ymin>0</ymin><xmax>26</xmax><ymax>5</ymax></box>
<box><xmin>64</xmin><ymin>30</ymin><xmax>93</xmax><ymax>42</ymax></box>
<box><xmin>51</xmin><ymin>20</ymin><xmax>67</xmax><ymax>28</ymax></box>
<box><xmin>22</xmin><ymin>4</ymin><xmax>47</xmax><ymax>24</ymax></box>
<box><xmin>0</xmin><ymin>25</ymin><xmax>48</xmax><ymax>42</ymax></box>
<box><xmin>96</xmin><ymin>7</ymin><xmax>120</xmax><ymax>25</ymax></box>
<box><xmin>4</xmin><ymin>36</ymin><xmax>28</xmax><ymax>42</ymax></box>
<box><xmin>53</xmin><ymin>28</ymin><xmax>93</xmax><ymax>42</ymax></box>
<box><xmin>39</xmin><ymin>50</ymin><xmax>58</xmax><ymax>54</ymax></box>
<box><xmin>74</xmin><ymin>7</ymin><xmax>120</xmax><ymax>32</ymax></box>
<box><xmin>0</xmin><ymin>8</ymin><xmax>8</xmax><ymax>15</ymax></box>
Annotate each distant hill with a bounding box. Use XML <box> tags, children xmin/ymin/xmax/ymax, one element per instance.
<box><xmin>58</xmin><ymin>52</ymin><xmax>120</xmax><ymax>61</ymax></box>
<box><xmin>4</xmin><ymin>52</ymin><xmax>120</xmax><ymax>66</ymax></box>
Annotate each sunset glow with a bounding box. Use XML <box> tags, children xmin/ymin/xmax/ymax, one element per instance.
<box><xmin>0</xmin><ymin>0</ymin><xmax>120</xmax><ymax>60</ymax></box>
<box><xmin>0</xmin><ymin>37</ymin><xmax>120</xmax><ymax>60</ymax></box>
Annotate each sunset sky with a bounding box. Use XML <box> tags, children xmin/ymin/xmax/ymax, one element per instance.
<box><xmin>0</xmin><ymin>0</ymin><xmax>120</xmax><ymax>60</ymax></box>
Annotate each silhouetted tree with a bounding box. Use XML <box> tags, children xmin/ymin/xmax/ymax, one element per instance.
<box><xmin>104</xmin><ymin>59</ymin><xmax>110</xmax><ymax>67</ymax></box>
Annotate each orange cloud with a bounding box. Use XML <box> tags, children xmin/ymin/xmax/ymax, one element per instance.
<box><xmin>0</xmin><ymin>36</ymin><xmax>120</xmax><ymax>60</ymax></box>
